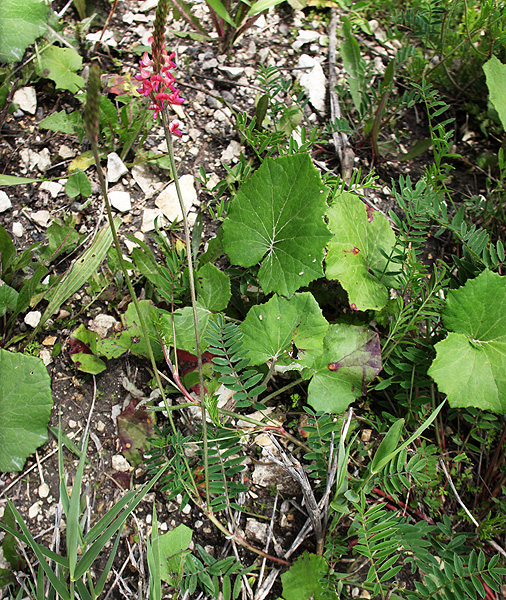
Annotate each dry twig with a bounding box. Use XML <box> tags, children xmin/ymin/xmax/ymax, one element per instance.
<box><xmin>328</xmin><ymin>8</ymin><xmax>355</xmax><ymax>182</ymax></box>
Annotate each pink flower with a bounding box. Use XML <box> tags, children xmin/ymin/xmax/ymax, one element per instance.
<box><xmin>135</xmin><ymin>38</ymin><xmax>185</xmax><ymax>128</ymax></box>
<box><xmin>169</xmin><ymin>120</ymin><xmax>182</xmax><ymax>136</ymax></box>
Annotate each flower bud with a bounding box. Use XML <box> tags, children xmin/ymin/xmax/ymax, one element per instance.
<box><xmin>84</xmin><ymin>64</ymin><xmax>101</xmax><ymax>143</ymax></box>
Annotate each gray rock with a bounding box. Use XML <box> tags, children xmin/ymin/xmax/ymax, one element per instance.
<box><xmin>297</xmin><ymin>54</ymin><xmax>327</xmax><ymax>114</ymax></box>
<box><xmin>107</xmin><ymin>152</ymin><xmax>128</xmax><ymax>183</ymax></box>
<box><xmin>31</xmin><ymin>210</ymin><xmax>51</xmax><ymax>227</ymax></box>
<box><xmin>155</xmin><ymin>174</ymin><xmax>198</xmax><ymax>222</ymax></box>
<box><xmin>202</xmin><ymin>58</ymin><xmax>218</xmax><ymax>70</ymax></box>
<box><xmin>218</xmin><ymin>65</ymin><xmax>244</xmax><ymax>79</ymax></box>
<box><xmin>246</xmin><ymin>519</ymin><xmax>268</xmax><ymax>545</ymax></box>
<box><xmin>131</xmin><ymin>163</ymin><xmax>164</xmax><ymax>198</ymax></box>
<box><xmin>109</xmin><ymin>189</ymin><xmax>132</xmax><ymax>212</ymax></box>
<box><xmin>206</xmin><ymin>95</ymin><xmax>221</xmax><ymax>109</ymax></box>
<box><xmin>89</xmin><ymin>314</ymin><xmax>117</xmax><ymax>338</ymax></box>
<box><xmin>0</xmin><ymin>190</ymin><xmax>11</xmax><ymax>213</ymax></box>
<box><xmin>221</xmin><ymin>140</ymin><xmax>243</xmax><ymax>164</ymax></box>
<box><xmin>13</xmin><ymin>87</ymin><xmax>37</xmax><ymax>115</ymax></box>
<box><xmin>59</xmin><ymin>144</ymin><xmax>76</xmax><ymax>159</ymax></box>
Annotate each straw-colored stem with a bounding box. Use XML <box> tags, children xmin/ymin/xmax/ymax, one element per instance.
<box><xmin>160</xmin><ymin>108</ymin><xmax>210</xmax><ymax>509</ymax></box>
<box><xmin>89</xmin><ymin>141</ymin><xmax>199</xmax><ymax>499</ymax></box>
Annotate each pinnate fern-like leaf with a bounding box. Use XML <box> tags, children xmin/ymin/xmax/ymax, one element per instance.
<box><xmin>205</xmin><ymin>315</ymin><xmax>266</xmax><ymax>409</ymax></box>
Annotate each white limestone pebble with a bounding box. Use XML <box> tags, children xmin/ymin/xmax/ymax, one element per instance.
<box><xmin>13</xmin><ymin>86</ymin><xmax>37</xmax><ymax>115</ymax></box>
<box><xmin>89</xmin><ymin>314</ymin><xmax>117</xmax><ymax>338</ymax></box>
<box><xmin>37</xmin><ymin>148</ymin><xmax>51</xmax><ymax>172</ymax></box>
<box><xmin>24</xmin><ymin>310</ymin><xmax>42</xmax><ymax>328</ymax></box>
<box><xmin>221</xmin><ymin>140</ymin><xmax>243</xmax><ymax>164</ymax></box>
<box><xmin>109</xmin><ymin>189</ymin><xmax>131</xmax><ymax>212</ymax></box>
<box><xmin>141</xmin><ymin>207</ymin><xmax>165</xmax><ymax>233</ymax></box>
<box><xmin>40</xmin><ymin>181</ymin><xmax>63</xmax><ymax>198</ymax></box>
<box><xmin>31</xmin><ymin>210</ymin><xmax>51</xmax><ymax>227</ymax></box>
<box><xmin>107</xmin><ymin>152</ymin><xmax>128</xmax><ymax>183</ymax></box>
<box><xmin>12</xmin><ymin>222</ymin><xmax>23</xmax><ymax>237</ymax></box>
<box><xmin>112</xmin><ymin>455</ymin><xmax>132</xmax><ymax>471</ymax></box>
<box><xmin>28</xmin><ymin>502</ymin><xmax>41</xmax><ymax>519</ymax></box>
<box><xmin>0</xmin><ymin>190</ymin><xmax>12</xmax><ymax>212</ymax></box>
<box><xmin>59</xmin><ymin>144</ymin><xmax>76</xmax><ymax>159</ymax></box>
<box><xmin>155</xmin><ymin>174</ymin><xmax>197</xmax><ymax>223</ymax></box>
<box><xmin>297</xmin><ymin>54</ymin><xmax>327</xmax><ymax>115</ymax></box>
<box><xmin>38</xmin><ymin>483</ymin><xmax>50</xmax><ymax>498</ymax></box>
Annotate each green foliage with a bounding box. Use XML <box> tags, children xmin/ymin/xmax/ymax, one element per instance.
<box><xmin>0</xmin><ymin>430</ymin><xmax>166</xmax><ymax>598</ymax></box>
<box><xmin>179</xmin><ymin>544</ymin><xmax>253</xmax><ymax>598</ymax></box>
<box><xmin>222</xmin><ymin>153</ymin><xmax>331</xmax><ymax>296</ymax></box>
<box><xmin>303</xmin><ymin>323</ymin><xmax>382</xmax><ymax>413</ymax></box>
<box><xmin>40</xmin><ymin>219</ymin><xmax>121</xmax><ymax>329</ymax></box>
<box><xmin>373</xmin><ymin>443</ymin><xmax>439</xmax><ymax>502</ymax></box>
<box><xmin>129</xmin><ymin>229</ymin><xmax>188</xmax><ymax>305</ymax></box>
<box><xmin>205</xmin><ymin>315</ymin><xmax>266</xmax><ymax>409</ymax></box>
<box><xmin>240</xmin><ymin>292</ymin><xmax>328</xmax><ymax>366</ymax></box>
<box><xmin>429</xmin><ymin>270</ymin><xmax>506</xmax><ymax>413</ymax></box>
<box><xmin>280</xmin><ymin>553</ymin><xmax>329</xmax><ymax>600</ymax></box>
<box><xmin>0</xmin><ymin>349</ymin><xmax>52</xmax><ymax>472</ymax></box>
<box><xmin>483</xmin><ymin>55</ymin><xmax>506</xmax><ymax>132</ymax></box>
<box><xmin>168</xmin><ymin>0</ymin><xmax>284</xmax><ymax>49</ymax></box>
<box><xmin>0</xmin><ymin>0</ymin><xmax>48</xmax><ymax>63</ymax></box>
<box><xmin>70</xmin><ymin>300</ymin><xmax>164</xmax><ymax>374</ymax></box>
<box><xmin>157</xmin><ymin>523</ymin><xmax>193</xmax><ymax>586</ymax></box>
<box><xmin>65</xmin><ymin>169</ymin><xmax>92</xmax><ymax>199</ymax></box>
<box><xmin>326</xmin><ymin>191</ymin><xmax>397</xmax><ymax>311</ymax></box>
<box><xmin>35</xmin><ymin>45</ymin><xmax>84</xmax><ymax>93</ymax></box>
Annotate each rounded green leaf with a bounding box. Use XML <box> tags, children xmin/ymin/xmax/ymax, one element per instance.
<box><xmin>428</xmin><ymin>270</ymin><xmax>506</xmax><ymax>413</ymax></box>
<box><xmin>0</xmin><ymin>349</ymin><xmax>52</xmax><ymax>471</ymax></box>
<box><xmin>280</xmin><ymin>553</ymin><xmax>328</xmax><ymax>600</ymax></box>
<box><xmin>196</xmin><ymin>263</ymin><xmax>231</xmax><ymax>311</ymax></box>
<box><xmin>222</xmin><ymin>154</ymin><xmax>331</xmax><ymax>297</ymax></box>
<box><xmin>65</xmin><ymin>169</ymin><xmax>92</xmax><ymax>199</ymax></box>
<box><xmin>326</xmin><ymin>191</ymin><xmax>397</xmax><ymax>311</ymax></box>
<box><xmin>306</xmin><ymin>324</ymin><xmax>382</xmax><ymax>413</ymax></box>
<box><xmin>241</xmin><ymin>292</ymin><xmax>328</xmax><ymax>365</ymax></box>
<box><xmin>0</xmin><ymin>0</ymin><xmax>48</xmax><ymax>63</ymax></box>
<box><xmin>483</xmin><ymin>56</ymin><xmax>506</xmax><ymax>132</ymax></box>
<box><xmin>35</xmin><ymin>46</ymin><xmax>84</xmax><ymax>93</ymax></box>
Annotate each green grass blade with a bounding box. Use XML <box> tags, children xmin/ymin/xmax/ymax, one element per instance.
<box><xmin>8</xmin><ymin>500</ymin><xmax>71</xmax><ymax>600</ymax></box>
<box><xmin>75</xmin><ymin>579</ymin><xmax>94</xmax><ymax>600</ymax></box>
<box><xmin>205</xmin><ymin>0</ymin><xmax>234</xmax><ymax>26</ymax></box>
<box><xmin>94</xmin><ymin>529</ymin><xmax>122</xmax><ymax>596</ymax></box>
<box><xmin>0</xmin><ymin>175</ymin><xmax>43</xmax><ymax>185</ymax></box>
<box><xmin>247</xmin><ymin>0</ymin><xmax>284</xmax><ymax>15</ymax></box>
<box><xmin>40</xmin><ymin>219</ymin><xmax>121</xmax><ymax>327</ymax></box>
<box><xmin>50</xmin><ymin>426</ymin><xmax>91</xmax><ymax>464</ymax></box>
<box><xmin>147</xmin><ymin>506</ymin><xmax>161</xmax><ymax>600</ymax></box>
<box><xmin>57</xmin><ymin>425</ymin><xmax>71</xmax><ymax>516</ymax></box>
<box><xmin>371</xmin><ymin>401</ymin><xmax>446</xmax><ymax>474</ymax></box>
<box><xmin>83</xmin><ymin>488</ymin><xmax>138</xmax><ymax>545</ymax></box>
<box><xmin>75</xmin><ymin>465</ymin><xmax>168</xmax><ymax>580</ymax></box>
<box><xmin>67</xmin><ymin>435</ymin><xmax>89</xmax><ymax>580</ymax></box>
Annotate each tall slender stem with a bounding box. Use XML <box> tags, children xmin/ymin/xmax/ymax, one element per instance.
<box><xmin>89</xmin><ymin>141</ymin><xmax>199</xmax><ymax>499</ymax></box>
<box><xmin>161</xmin><ymin>108</ymin><xmax>210</xmax><ymax>509</ymax></box>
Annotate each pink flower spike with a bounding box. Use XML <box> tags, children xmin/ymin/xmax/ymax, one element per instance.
<box><xmin>169</xmin><ymin>120</ymin><xmax>182</xmax><ymax>136</ymax></box>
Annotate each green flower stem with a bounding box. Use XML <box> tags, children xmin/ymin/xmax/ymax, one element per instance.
<box><xmin>89</xmin><ymin>141</ymin><xmax>199</xmax><ymax>499</ymax></box>
<box><xmin>260</xmin><ymin>377</ymin><xmax>304</xmax><ymax>405</ymax></box>
<box><xmin>161</xmin><ymin>107</ymin><xmax>210</xmax><ymax>509</ymax></box>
